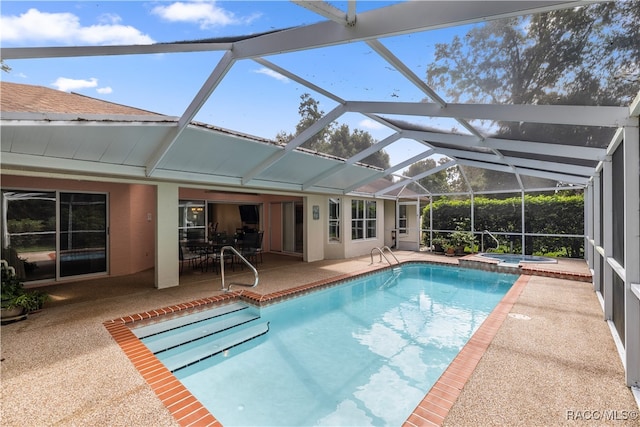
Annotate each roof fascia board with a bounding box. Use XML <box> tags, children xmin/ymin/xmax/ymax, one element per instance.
<box><xmin>347</xmin><ymin>101</ymin><xmax>631</xmax><ymax>128</ymax></box>
<box><xmin>0</xmin><ymin>152</ymin><xmax>147</xmax><ymax>178</ymax></box>
<box><xmin>0</xmin><ymin>112</ymin><xmax>177</xmax><ymax>123</ymax></box>
<box><xmin>233</xmin><ymin>1</ymin><xmax>584</xmax><ymax>59</ymax></box>
<box><xmin>2</xmin><ymin>42</ymin><xmax>233</xmax><ymax>60</ymax></box>
<box><xmin>403</xmin><ymin>129</ymin><xmax>605</xmax><ymax>160</ymax></box>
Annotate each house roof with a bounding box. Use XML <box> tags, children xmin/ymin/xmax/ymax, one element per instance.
<box><xmin>0</xmin><ymin>82</ymin><xmax>162</xmax><ymax>116</ymax></box>
<box><xmin>1</xmin><ymin>1</ymin><xmax>639</xmax><ymax>199</ymax></box>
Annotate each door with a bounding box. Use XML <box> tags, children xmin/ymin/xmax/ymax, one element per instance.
<box><xmin>59</xmin><ymin>193</ymin><xmax>107</xmax><ymax>277</ymax></box>
<box><xmin>1</xmin><ymin>190</ymin><xmax>56</xmax><ymax>282</ymax></box>
<box><xmin>282</xmin><ymin>202</ymin><xmax>303</xmax><ymax>254</ymax></box>
<box><xmin>1</xmin><ymin>190</ymin><xmax>107</xmax><ymax>282</ymax></box>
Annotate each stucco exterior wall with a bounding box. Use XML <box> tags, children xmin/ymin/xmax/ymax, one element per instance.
<box><xmin>342</xmin><ymin>196</ymin><xmax>386</xmax><ymax>259</ymax></box>
<box><xmin>303</xmin><ymin>194</ymin><xmax>325</xmax><ymax>262</ymax></box>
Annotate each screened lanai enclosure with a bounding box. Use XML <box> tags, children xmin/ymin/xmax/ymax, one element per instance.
<box><xmin>1</xmin><ymin>1</ymin><xmax>639</xmax><ymax>390</ymax></box>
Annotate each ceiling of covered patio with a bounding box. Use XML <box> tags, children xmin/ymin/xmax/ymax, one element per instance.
<box><xmin>1</xmin><ymin>1</ymin><xmax>638</xmax><ymax>199</ymax></box>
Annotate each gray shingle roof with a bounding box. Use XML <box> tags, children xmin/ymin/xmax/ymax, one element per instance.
<box><xmin>0</xmin><ymin>81</ymin><xmax>162</xmax><ymax>116</ymax></box>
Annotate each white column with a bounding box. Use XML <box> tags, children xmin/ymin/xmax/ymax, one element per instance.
<box><xmin>521</xmin><ymin>190</ymin><xmax>525</xmax><ymax>256</ymax></box>
<box><xmin>304</xmin><ymin>194</ymin><xmax>325</xmax><ymax>262</ymax></box>
<box><xmin>602</xmin><ymin>157</ymin><xmax>614</xmax><ymax>320</ymax></box>
<box><xmin>155</xmin><ymin>182</ymin><xmax>179</xmax><ymax>289</ymax></box>
<box><xmin>592</xmin><ymin>173</ymin><xmax>602</xmax><ymax>294</ymax></box>
<box><xmin>585</xmin><ymin>182</ymin><xmax>593</xmax><ymax>270</ymax></box>
<box><xmin>623</xmin><ymin>124</ymin><xmax>640</xmax><ymax>387</ymax></box>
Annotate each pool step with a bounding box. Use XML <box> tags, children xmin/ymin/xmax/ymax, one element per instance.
<box><xmin>134</xmin><ymin>302</ymin><xmax>269</xmax><ymax>372</ymax></box>
<box><xmin>131</xmin><ymin>302</ymin><xmax>251</xmax><ymax>339</ymax></box>
<box><xmin>161</xmin><ymin>321</ymin><xmax>270</xmax><ymax>372</ymax></box>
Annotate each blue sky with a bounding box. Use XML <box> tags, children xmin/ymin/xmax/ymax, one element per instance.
<box><xmin>1</xmin><ymin>1</ymin><xmax>470</xmax><ymax>166</ymax></box>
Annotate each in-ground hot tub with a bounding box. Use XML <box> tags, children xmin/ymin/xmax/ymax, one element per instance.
<box><xmin>477</xmin><ymin>253</ymin><xmax>558</xmax><ymax>264</ymax></box>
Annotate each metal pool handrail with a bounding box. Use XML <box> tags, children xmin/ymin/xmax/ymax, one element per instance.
<box><xmin>220</xmin><ymin>245</ymin><xmax>259</xmax><ymax>292</ymax></box>
<box><xmin>482</xmin><ymin>230</ymin><xmax>500</xmax><ymax>252</ymax></box>
<box><xmin>370</xmin><ymin>246</ymin><xmax>400</xmax><ymax>266</ymax></box>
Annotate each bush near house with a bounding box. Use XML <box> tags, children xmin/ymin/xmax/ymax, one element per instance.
<box><xmin>423</xmin><ymin>193</ymin><xmax>584</xmax><ymax>258</ymax></box>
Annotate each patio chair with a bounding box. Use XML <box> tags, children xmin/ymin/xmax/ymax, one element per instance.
<box><xmin>179</xmin><ymin>244</ymin><xmax>201</xmax><ymax>275</ymax></box>
<box><xmin>208</xmin><ymin>232</ymin><xmax>235</xmax><ymax>273</ymax></box>
<box><xmin>239</xmin><ymin>231</ymin><xmax>262</xmax><ymax>266</ymax></box>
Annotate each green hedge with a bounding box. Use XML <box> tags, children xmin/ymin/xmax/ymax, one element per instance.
<box><xmin>423</xmin><ymin>193</ymin><xmax>584</xmax><ymax>257</ymax></box>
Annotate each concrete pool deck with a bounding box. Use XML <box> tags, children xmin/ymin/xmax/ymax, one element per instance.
<box><xmin>1</xmin><ymin>252</ymin><xmax>637</xmax><ymax>426</ymax></box>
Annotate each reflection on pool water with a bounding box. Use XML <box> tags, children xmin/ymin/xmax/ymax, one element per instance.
<box><xmin>477</xmin><ymin>253</ymin><xmax>558</xmax><ymax>265</ymax></box>
<box><xmin>152</xmin><ymin>264</ymin><xmax>518</xmax><ymax>426</ymax></box>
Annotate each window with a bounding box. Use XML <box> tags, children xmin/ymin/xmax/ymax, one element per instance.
<box><xmin>351</xmin><ymin>199</ymin><xmax>376</xmax><ymax>240</ymax></box>
<box><xmin>179</xmin><ymin>200</ymin><xmax>206</xmax><ymax>242</ymax></box>
<box><xmin>329</xmin><ymin>198</ymin><xmax>340</xmax><ymax>242</ymax></box>
<box><xmin>398</xmin><ymin>205</ymin><xmax>407</xmax><ymax>234</ymax></box>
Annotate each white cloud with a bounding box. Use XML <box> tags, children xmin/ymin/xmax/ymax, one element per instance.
<box><xmin>253</xmin><ymin>67</ymin><xmax>289</xmax><ymax>83</ymax></box>
<box><xmin>51</xmin><ymin>77</ymin><xmax>98</xmax><ymax>92</ymax></box>
<box><xmin>0</xmin><ymin>8</ymin><xmax>154</xmax><ymax>45</ymax></box>
<box><xmin>359</xmin><ymin>118</ymin><xmax>386</xmax><ymax>130</ymax></box>
<box><xmin>151</xmin><ymin>1</ymin><xmax>260</xmax><ymax>29</ymax></box>
<box><xmin>97</xmin><ymin>87</ymin><xmax>113</xmax><ymax>94</ymax></box>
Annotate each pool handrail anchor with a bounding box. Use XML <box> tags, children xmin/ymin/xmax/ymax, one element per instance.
<box><xmin>370</xmin><ymin>246</ymin><xmax>400</xmax><ymax>266</ymax></box>
<box><xmin>482</xmin><ymin>230</ymin><xmax>500</xmax><ymax>253</ymax></box>
<box><xmin>220</xmin><ymin>245</ymin><xmax>259</xmax><ymax>292</ymax></box>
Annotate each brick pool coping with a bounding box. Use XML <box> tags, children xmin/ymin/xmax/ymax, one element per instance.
<box><xmin>104</xmin><ymin>260</ymin><xmax>574</xmax><ymax>426</ymax></box>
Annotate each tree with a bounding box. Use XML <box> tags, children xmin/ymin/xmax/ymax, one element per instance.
<box><xmin>426</xmin><ymin>2</ymin><xmax>640</xmax><ymax>189</ymax></box>
<box><xmin>277</xmin><ymin>94</ymin><xmax>391</xmax><ymax>169</ymax></box>
<box><xmin>427</xmin><ymin>2</ymin><xmax>638</xmax><ymax>106</ymax></box>
<box><xmin>406</xmin><ymin>158</ymin><xmax>457</xmax><ymax>194</ymax></box>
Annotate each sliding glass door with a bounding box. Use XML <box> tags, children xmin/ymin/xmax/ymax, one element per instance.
<box><xmin>282</xmin><ymin>201</ymin><xmax>303</xmax><ymax>254</ymax></box>
<box><xmin>59</xmin><ymin>193</ymin><xmax>107</xmax><ymax>277</ymax></box>
<box><xmin>1</xmin><ymin>190</ymin><xmax>107</xmax><ymax>282</ymax></box>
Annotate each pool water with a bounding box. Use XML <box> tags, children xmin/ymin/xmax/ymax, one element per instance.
<box><xmin>161</xmin><ymin>264</ymin><xmax>517</xmax><ymax>426</ymax></box>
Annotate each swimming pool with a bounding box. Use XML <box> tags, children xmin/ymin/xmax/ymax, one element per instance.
<box><xmin>140</xmin><ymin>264</ymin><xmax>517</xmax><ymax>426</ymax></box>
<box><xmin>477</xmin><ymin>253</ymin><xmax>558</xmax><ymax>264</ymax></box>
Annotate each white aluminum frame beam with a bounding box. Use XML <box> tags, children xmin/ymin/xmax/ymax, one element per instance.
<box><xmin>301</xmin><ymin>133</ymin><xmax>401</xmax><ymax>189</ymax></box>
<box><xmin>233</xmin><ymin>1</ymin><xmax>588</xmax><ymax>60</ymax></box>
<box><xmin>145</xmin><ymin>50</ymin><xmax>236</xmax><ymax>176</ymax></box>
<box><xmin>241</xmin><ymin>104</ymin><xmax>347</xmax><ymax>185</ymax></box>
<box><xmin>366</xmin><ymin>39</ymin><xmax>484</xmax><ymax>140</ymax></box>
<box><xmin>3</xmin><ymin>2</ymin><xmax>586</xmax><ymax>62</ymax></box>
<box><xmin>436</xmin><ymin>147</ymin><xmax>595</xmax><ymax>177</ymax></box>
<box><xmin>375</xmin><ymin>160</ymin><xmax>456</xmax><ymax>196</ymax></box>
<box><xmin>403</xmin><ymin>129</ymin><xmax>606</xmax><ymax>161</ymax></box>
<box><xmin>347</xmin><ymin>101</ymin><xmax>631</xmax><ymax>128</ymax></box>
<box><xmin>457</xmin><ymin>158</ymin><xmax>589</xmax><ymax>185</ymax></box>
<box><xmin>292</xmin><ymin>1</ymin><xmax>357</xmax><ymax>26</ymax></box>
